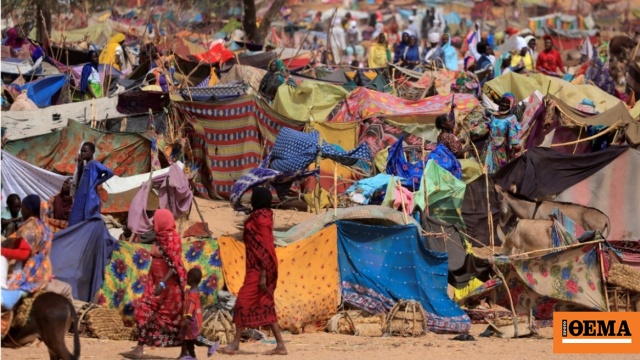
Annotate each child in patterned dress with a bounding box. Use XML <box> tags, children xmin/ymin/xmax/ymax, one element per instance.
<box><xmin>179</xmin><ymin>267</ymin><xmax>219</xmax><ymax>359</ymax></box>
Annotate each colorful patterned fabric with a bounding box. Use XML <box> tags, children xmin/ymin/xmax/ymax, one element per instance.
<box><xmin>330</xmin><ymin>87</ymin><xmax>479</xmax><ymax>123</ymax></box>
<box><xmin>485</xmin><ymin>114</ymin><xmax>522</xmax><ymax>174</ymax></box>
<box><xmin>386</xmin><ymin>135</ymin><xmax>424</xmax><ymax>189</ymax></box>
<box><xmin>219</xmin><ymin>225</ymin><xmax>340</xmax><ymax>333</ymax></box>
<box><xmin>230</xmin><ymin>157</ymin><xmax>317</xmax><ymax>213</ymax></box>
<box><xmin>95</xmin><ymin>238</ymin><xmax>223</xmax><ymax>326</ymax></box>
<box><xmin>427</xmin><ymin>143</ymin><xmax>462</xmax><ymax>180</ymax></box>
<box><xmin>463</xmin><ymin>244</ymin><xmax>607</xmax><ymax>319</ymax></box>
<box><xmin>181</xmin><ymin>98</ymin><xmax>304</xmax><ymax>198</ymax></box>
<box><xmin>270</xmin><ymin>128</ymin><xmax>372</xmax><ymax>173</ymax></box>
<box><xmin>585</xmin><ymin>52</ymin><xmax>616</xmax><ymax>96</ymax></box>
<box><xmin>414</xmin><ymin>160</ymin><xmax>466</xmax><ymax>227</ymax></box>
<box><xmin>6</xmin><ymin>208</ymin><xmax>53</xmax><ymax>293</ymax></box>
<box><xmin>3</xmin><ymin>120</ymin><xmax>150</xmax><ymax>177</ymax></box>
<box><xmin>336</xmin><ymin>221</ymin><xmax>471</xmax><ymax>334</ymax></box>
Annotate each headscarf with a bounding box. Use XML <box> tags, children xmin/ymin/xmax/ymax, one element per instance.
<box><xmin>153</xmin><ymin>209</ymin><xmax>187</xmax><ymax>290</ymax></box>
<box><xmin>22</xmin><ymin>194</ymin><xmax>42</xmax><ymax>219</ymax></box>
<box><xmin>80</xmin><ymin>50</ymin><xmax>99</xmax><ymax>93</ymax></box>
<box><xmin>523</xmin><ymin>35</ymin><xmax>535</xmax><ymax>46</ymax></box>
<box><xmin>371</xmin><ymin>23</ymin><xmax>384</xmax><ymax>42</ymax></box>
<box><xmin>52</xmin><ymin>180</ymin><xmax>73</xmax><ymax>221</ymax></box>
<box><xmin>496</xmin><ymin>92</ymin><xmax>516</xmax><ymax>115</ymax></box>
<box><xmin>494</xmin><ymin>52</ymin><xmax>511</xmax><ymax>78</ymax></box>
<box><xmin>99</xmin><ymin>33</ymin><xmax>126</xmax><ymax>70</ymax></box>
<box><xmin>464</xmin><ymin>56</ymin><xmax>476</xmax><ymax>71</ymax></box>
<box><xmin>251</xmin><ymin>187</ymin><xmax>272</xmax><ymax>212</ymax></box>
<box><xmin>441</xmin><ymin>33</ymin><xmax>459</xmax><ymax>71</ymax></box>
<box><xmin>4</xmin><ymin>28</ymin><xmax>24</xmax><ymax>49</ymax></box>
<box><xmin>516</xmin><ymin>36</ymin><xmax>528</xmax><ymax>51</ymax></box>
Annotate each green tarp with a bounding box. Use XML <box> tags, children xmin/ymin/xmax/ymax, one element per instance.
<box><xmin>272</xmin><ymin>80</ymin><xmax>349</xmax><ymax>122</ymax></box>
<box><xmin>414</xmin><ymin>160</ymin><xmax>466</xmax><ymax>227</ymax></box>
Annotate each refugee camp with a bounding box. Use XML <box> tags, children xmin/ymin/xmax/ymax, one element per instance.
<box><xmin>1</xmin><ymin>0</ymin><xmax>639</xmax><ymax>359</ymax></box>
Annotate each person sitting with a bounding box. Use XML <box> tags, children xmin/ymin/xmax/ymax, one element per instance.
<box><xmin>69</xmin><ymin>142</ymin><xmax>114</xmax><ymax>226</ymax></box>
<box><xmin>1</xmin><ymin>194</ymin><xmax>22</xmax><ymax>237</ymax></box>
<box><xmin>46</xmin><ymin>178</ymin><xmax>73</xmax><ymax>232</ymax></box>
<box><xmin>258</xmin><ymin>60</ymin><xmax>287</xmax><ymax>102</ymax></box>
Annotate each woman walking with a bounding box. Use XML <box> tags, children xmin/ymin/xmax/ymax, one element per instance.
<box><xmin>484</xmin><ymin>93</ymin><xmax>522</xmax><ymax>174</ymax></box>
<box><xmin>218</xmin><ymin>187</ymin><xmax>287</xmax><ymax>356</ymax></box>
<box><xmin>121</xmin><ymin>209</ymin><xmax>187</xmax><ymax>359</ymax></box>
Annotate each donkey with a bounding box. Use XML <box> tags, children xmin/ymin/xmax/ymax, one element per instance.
<box><xmin>494</xmin><ymin>184</ymin><xmax>611</xmax><ymax>239</ymax></box>
<box><xmin>501</xmin><ymin>219</ymin><xmax>554</xmax><ymax>258</ymax></box>
<box><xmin>5</xmin><ymin>292</ymin><xmax>80</xmax><ymax>360</ymax></box>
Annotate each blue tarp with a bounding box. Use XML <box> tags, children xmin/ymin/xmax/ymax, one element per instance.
<box><xmin>51</xmin><ymin>219</ymin><xmax>115</xmax><ymax>302</ymax></box>
<box><xmin>336</xmin><ymin>221</ymin><xmax>471</xmax><ymax>334</ymax></box>
<box><xmin>20</xmin><ymin>74</ymin><xmax>68</xmax><ymax>107</ymax></box>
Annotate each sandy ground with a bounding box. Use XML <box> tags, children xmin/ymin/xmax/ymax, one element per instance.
<box><xmin>2</xmin><ymin>199</ymin><xmax>636</xmax><ymax>359</ymax></box>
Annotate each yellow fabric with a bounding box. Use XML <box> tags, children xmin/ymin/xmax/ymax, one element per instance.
<box><xmin>374</xmin><ymin>147</ymin><xmax>389</xmax><ymax>173</ymax></box>
<box><xmin>631</xmin><ymin>102</ymin><xmax>640</xmax><ymax>120</ymax></box>
<box><xmin>30</xmin><ymin>20</ymin><xmax>113</xmax><ymax>47</ymax></box>
<box><xmin>460</xmin><ymin>159</ymin><xmax>483</xmax><ymax>184</ymax></box>
<box><xmin>99</xmin><ymin>33</ymin><xmax>126</xmax><ymax>71</ymax></box>
<box><xmin>302</xmin><ymin>188</ymin><xmax>332</xmax><ymax>210</ymax></box>
<box><xmin>368</xmin><ymin>43</ymin><xmax>388</xmax><ymax>68</ymax></box>
<box><xmin>510</xmin><ymin>53</ymin><xmax>534</xmax><ymax>71</ymax></box>
<box><xmin>208</xmin><ymin>68</ymin><xmax>219</xmax><ymax>87</ymax></box>
<box><xmin>309</xmin><ymin>122</ymin><xmax>359</xmax><ymax>189</ymax></box>
<box><xmin>363</xmin><ymin>70</ymin><xmax>377</xmax><ymax>81</ymax></box>
<box><xmin>272</xmin><ymin>80</ymin><xmax>349</xmax><ymax>122</ymax></box>
<box><xmin>218</xmin><ymin>225</ymin><xmax>340</xmax><ymax>333</ymax></box>
<box><xmin>453</xmin><ymin>277</ymin><xmax>484</xmax><ymax>302</ymax></box>
<box><xmin>484</xmin><ymin>72</ymin><xmax>622</xmax><ymax>113</ymax></box>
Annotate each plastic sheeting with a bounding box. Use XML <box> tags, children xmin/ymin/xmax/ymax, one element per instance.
<box><xmin>20</xmin><ymin>74</ymin><xmax>68</xmax><ymax>108</ymax></box>
<box><xmin>1</xmin><ymin>150</ymin><xmax>68</xmax><ymax>206</ymax></box>
<box><xmin>272</xmin><ymin>81</ymin><xmax>349</xmax><ymax>122</ymax></box>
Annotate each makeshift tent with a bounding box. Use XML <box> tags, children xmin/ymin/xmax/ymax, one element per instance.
<box><xmin>414</xmin><ymin>160</ymin><xmax>467</xmax><ymax>227</ymax></box>
<box><xmin>3</xmin><ymin>120</ymin><xmax>151</xmax><ymax>177</ymax></box>
<box><xmin>329</xmin><ymin>88</ymin><xmax>479</xmax><ymax>123</ymax></box>
<box><xmin>461</xmin><ymin>176</ymin><xmax>502</xmax><ymax>247</ymax></box>
<box><xmin>336</xmin><ymin>221</ymin><xmax>471</xmax><ymax>334</ymax></box>
<box><xmin>461</xmin><ymin>243</ymin><xmax>607</xmax><ymax>319</ymax></box>
<box><xmin>181</xmin><ymin>97</ymin><xmax>304</xmax><ymax>198</ymax></box>
<box><xmin>1</xmin><ymin>150</ymin><xmax>68</xmax><ymax>203</ymax></box>
<box><xmin>272</xmin><ymin>81</ymin><xmax>349</xmax><ymax>122</ymax></box>
<box><xmin>19</xmin><ymin>74</ymin><xmax>68</xmax><ymax>108</ymax></box>
<box><xmin>51</xmin><ymin>219</ymin><xmax>115</xmax><ymax>302</ymax></box>
<box><xmin>219</xmin><ymin>225</ymin><xmax>341</xmax><ymax>333</ymax></box>
<box><xmin>484</xmin><ymin>72</ymin><xmax>621</xmax><ymax>113</ymax></box>
<box><xmin>96</xmin><ymin>239</ymin><xmax>223</xmax><ymax>326</ymax></box>
<box><xmin>493</xmin><ymin>146</ymin><xmax>628</xmax><ymax>199</ymax></box>
<box><xmin>2</xmin><ymin>96</ymin><xmax>125</xmax><ymax>141</ymax></box>
<box><xmin>554</xmin><ymin>148</ymin><xmax>640</xmax><ymax>241</ymax></box>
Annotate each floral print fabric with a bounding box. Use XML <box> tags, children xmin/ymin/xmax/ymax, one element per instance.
<box><xmin>96</xmin><ymin>239</ymin><xmax>224</xmax><ymax>326</ymax></box>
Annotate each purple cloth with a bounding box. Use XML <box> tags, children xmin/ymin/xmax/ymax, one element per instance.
<box><xmin>127</xmin><ymin>164</ymin><xmax>193</xmax><ymax>234</ymax></box>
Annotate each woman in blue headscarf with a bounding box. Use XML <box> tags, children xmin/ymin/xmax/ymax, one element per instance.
<box><xmin>401</xmin><ymin>35</ymin><xmax>422</xmax><ymax>69</ymax></box>
<box><xmin>485</xmin><ymin>93</ymin><xmax>522</xmax><ymax>173</ymax></box>
<box><xmin>394</xmin><ymin>31</ymin><xmax>411</xmax><ymax>63</ymax></box>
<box><xmin>441</xmin><ymin>33</ymin><xmax>459</xmax><ymax>71</ymax></box>
<box><xmin>79</xmin><ymin>50</ymin><xmax>102</xmax><ymax>99</ymax></box>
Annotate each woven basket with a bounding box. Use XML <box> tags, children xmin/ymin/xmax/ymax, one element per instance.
<box><xmin>384</xmin><ymin>300</ymin><xmax>427</xmax><ymax>337</ymax></box>
<box><xmin>201</xmin><ymin>308</ymin><xmax>235</xmax><ymax>345</ymax></box>
<box><xmin>491</xmin><ymin>315</ymin><xmax>530</xmax><ymax>327</ymax></box>
<box><xmin>326</xmin><ymin>310</ymin><xmax>386</xmax><ymax>337</ymax></box>
<box><xmin>84</xmin><ymin>307</ymin><xmax>135</xmax><ymax>341</ymax></box>
<box><xmin>397</xmin><ymin>81</ymin><xmax>428</xmax><ymax>101</ymax></box>
<box><xmin>607</xmin><ymin>263</ymin><xmax>640</xmax><ymax>293</ymax></box>
<box><xmin>12</xmin><ymin>291</ymin><xmax>45</xmax><ymax>328</ymax></box>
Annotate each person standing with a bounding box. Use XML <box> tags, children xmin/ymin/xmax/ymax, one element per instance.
<box><xmin>536</xmin><ymin>35</ymin><xmax>565</xmax><ymax>76</ymax></box>
<box><xmin>68</xmin><ymin>142</ymin><xmax>114</xmax><ymax>226</ymax></box>
<box><xmin>485</xmin><ymin>93</ymin><xmax>522</xmax><ymax>174</ymax></box>
<box><xmin>178</xmin><ymin>267</ymin><xmax>219</xmax><ymax>359</ymax></box>
<box><xmin>218</xmin><ymin>187</ymin><xmax>287</xmax><ymax>356</ymax></box>
<box><xmin>122</xmin><ymin>209</ymin><xmax>187</xmax><ymax>359</ymax></box>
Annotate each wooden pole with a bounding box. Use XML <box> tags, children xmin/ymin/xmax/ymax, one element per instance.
<box><xmin>333</xmin><ymin>162</ymin><xmax>338</xmax><ymax>218</ymax></box>
<box><xmin>397</xmin><ymin>180</ymin><xmax>408</xmax><ymax>225</ymax></box>
<box><xmin>598</xmin><ymin>242</ymin><xmax>611</xmax><ymax>311</ymax></box>
<box><xmin>421</xmin><ymin>135</ymin><xmax>428</xmax><ymax>215</ymax></box>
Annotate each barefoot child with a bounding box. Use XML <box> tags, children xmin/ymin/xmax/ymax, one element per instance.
<box><xmin>179</xmin><ymin>267</ymin><xmax>219</xmax><ymax>359</ymax></box>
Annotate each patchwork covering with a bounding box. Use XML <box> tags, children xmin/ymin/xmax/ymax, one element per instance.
<box><xmin>182</xmin><ymin>81</ymin><xmax>246</xmax><ymax>102</ymax></box>
<box><xmin>462</xmin><ymin>244</ymin><xmax>607</xmax><ymax>319</ymax></box>
<box><xmin>181</xmin><ymin>97</ymin><xmax>304</xmax><ymax>198</ymax></box>
<box><xmin>95</xmin><ymin>239</ymin><xmax>223</xmax><ymax>326</ymax></box>
<box><xmin>219</xmin><ymin>225</ymin><xmax>340</xmax><ymax>333</ymax></box>
<box><xmin>336</xmin><ymin>221</ymin><xmax>471</xmax><ymax>334</ymax></box>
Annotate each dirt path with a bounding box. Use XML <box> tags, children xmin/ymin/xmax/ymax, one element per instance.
<box><xmin>3</xmin><ymin>325</ymin><xmax>636</xmax><ymax>359</ymax></box>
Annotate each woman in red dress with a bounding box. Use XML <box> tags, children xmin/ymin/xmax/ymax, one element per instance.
<box><xmin>218</xmin><ymin>187</ymin><xmax>287</xmax><ymax>356</ymax></box>
<box><xmin>122</xmin><ymin>209</ymin><xmax>187</xmax><ymax>359</ymax></box>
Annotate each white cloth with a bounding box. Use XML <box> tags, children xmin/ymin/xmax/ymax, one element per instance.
<box><xmin>114</xmin><ymin>44</ymin><xmax>124</xmax><ymax>67</ymax></box>
<box><xmin>330</xmin><ymin>24</ymin><xmax>346</xmax><ymax>64</ymax></box>
<box><xmin>0</xmin><ymin>256</ymin><xmax>8</xmax><ymax>289</ymax></box>
<box><xmin>516</xmin><ymin>37</ymin><xmax>528</xmax><ymax>51</ymax></box>
<box><xmin>428</xmin><ymin>32</ymin><xmax>441</xmax><ymax>44</ymax></box>
<box><xmin>1</xmin><ymin>150</ymin><xmax>68</xmax><ymax>204</ymax></box>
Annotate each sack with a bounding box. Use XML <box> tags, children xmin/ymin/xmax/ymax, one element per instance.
<box><xmin>201</xmin><ymin>308</ymin><xmax>235</xmax><ymax>345</ymax></box>
<box><xmin>384</xmin><ymin>300</ymin><xmax>428</xmax><ymax>337</ymax></box>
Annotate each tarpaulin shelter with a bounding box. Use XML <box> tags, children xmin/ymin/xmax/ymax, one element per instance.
<box><xmin>3</xmin><ymin>120</ymin><xmax>150</xmax><ymax>177</ymax></box>
<box><xmin>219</xmin><ymin>225</ymin><xmax>341</xmax><ymax>333</ymax></box>
<box><xmin>180</xmin><ymin>97</ymin><xmax>304</xmax><ymax>198</ymax></box>
<box><xmin>336</xmin><ymin>221</ymin><xmax>471</xmax><ymax>334</ymax></box>
<box><xmin>329</xmin><ymin>88</ymin><xmax>479</xmax><ymax>123</ymax></box>
<box><xmin>96</xmin><ymin>239</ymin><xmax>224</xmax><ymax>325</ymax></box>
<box><xmin>273</xmin><ymin>81</ymin><xmax>350</xmax><ymax>122</ymax></box>
<box><xmin>18</xmin><ymin>74</ymin><xmax>68</xmax><ymax>108</ymax></box>
<box><xmin>484</xmin><ymin>72</ymin><xmax>622</xmax><ymax>113</ymax></box>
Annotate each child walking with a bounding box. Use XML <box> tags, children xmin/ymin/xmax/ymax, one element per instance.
<box><xmin>179</xmin><ymin>267</ymin><xmax>219</xmax><ymax>359</ymax></box>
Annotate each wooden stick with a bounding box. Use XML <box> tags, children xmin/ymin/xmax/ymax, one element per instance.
<box><xmin>396</xmin><ymin>180</ymin><xmax>408</xmax><ymax>224</ymax></box>
<box><xmin>421</xmin><ymin>135</ymin><xmax>428</xmax><ymax>215</ymax></box>
<box><xmin>507</xmin><ymin>238</ymin><xmax>604</xmax><ymax>258</ymax></box>
<box><xmin>333</xmin><ymin>162</ymin><xmax>338</xmax><ymax>218</ymax></box>
<box><xmin>492</xmin><ymin>264</ymin><xmax>519</xmax><ymax>338</ymax></box>
<box><xmin>598</xmin><ymin>242</ymin><xmax>611</xmax><ymax>311</ymax></box>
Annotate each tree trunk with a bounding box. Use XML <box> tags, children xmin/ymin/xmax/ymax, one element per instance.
<box><xmin>35</xmin><ymin>1</ymin><xmax>52</xmax><ymax>44</ymax></box>
<box><xmin>242</xmin><ymin>0</ymin><xmax>287</xmax><ymax>43</ymax></box>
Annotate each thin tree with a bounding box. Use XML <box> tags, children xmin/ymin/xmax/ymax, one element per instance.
<box><xmin>242</xmin><ymin>0</ymin><xmax>287</xmax><ymax>43</ymax></box>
